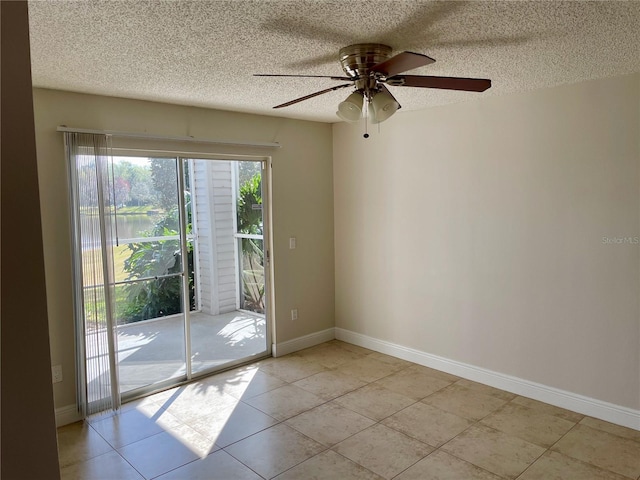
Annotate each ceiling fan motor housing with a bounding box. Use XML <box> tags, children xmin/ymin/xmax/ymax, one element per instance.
<box><xmin>339</xmin><ymin>43</ymin><xmax>392</xmax><ymax>79</ymax></box>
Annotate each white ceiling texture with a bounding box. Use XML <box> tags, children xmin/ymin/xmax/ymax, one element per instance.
<box><xmin>28</xmin><ymin>1</ymin><xmax>640</xmax><ymax>123</ymax></box>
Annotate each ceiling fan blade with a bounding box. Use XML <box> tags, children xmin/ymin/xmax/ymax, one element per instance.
<box><xmin>273</xmin><ymin>83</ymin><xmax>352</xmax><ymax>109</ymax></box>
<box><xmin>255</xmin><ymin>74</ymin><xmax>352</xmax><ymax>81</ymax></box>
<box><xmin>371</xmin><ymin>51</ymin><xmax>435</xmax><ymax>77</ymax></box>
<box><xmin>388</xmin><ymin>75</ymin><xmax>491</xmax><ymax>92</ymax></box>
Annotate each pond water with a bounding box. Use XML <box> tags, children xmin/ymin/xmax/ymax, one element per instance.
<box><xmin>112</xmin><ymin>214</ymin><xmax>160</xmax><ymax>240</ymax></box>
<box><xmin>81</xmin><ymin>214</ymin><xmax>160</xmax><ymax>250</ymax></box>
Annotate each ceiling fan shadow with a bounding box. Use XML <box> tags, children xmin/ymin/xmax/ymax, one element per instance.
<box><xmin>429</xmin><ymin>33</ymin><xmax>543</xmax><ymax>50</ymax></box>
<box><xmin>284</xmin><ymin>53</ymin><xmax>340</xmax><ymax>70</ymax></box>
<box><xmin>284</xmin><ymin>31</ymin><xmax>540</xmax><ymax>71</ymax></box>
<box><xmin>375</xmin><ymin>0</ymin><xmax>468</xmax><ymax>47</ymax></box>
<box><xmin>260</xmin><ymin>17</ymin><xmax>353</xmax><ymax>46</ymax></box>
<box><xmin>264</xmin><ymin>1</ymin><xmax>468</xmax><ymax>69</ymax></box>
<box><xmin>255</xmin><ymin>1</ymin><xmax>548</xmax><ymax>114</ymax></box>
<box><xmin>263</xmin><ymin>1</ymin><xmax>540</xmax><ymax>71</ymax></box>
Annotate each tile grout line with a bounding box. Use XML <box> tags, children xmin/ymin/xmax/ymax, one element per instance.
<box><xmin>216</xmin><ymin>384</ymin><xmax>333</xmax><ymax>480</ymax></box>
<box><xmin>260</xmin><ymin>352</ymin><xmax>437</xmax><ymax>478</ymax></box>
<box><xmin>220</xmin><ymin>438</ymin><xmax>272</xmax><ymax>480</ymax></box>
<box><xmin>331</xmin><ymin>357</ymin><xmax>453</xmax><ymax>477</ymax></box>
<box><xmin>88</xmin><ymin>421</ymin><xmax>148</xmax><ymax>480</ymax></box>
<box><xmin>259</xmin><ymin>351</ymin><xmax>498</xmax><ymax>478</ymax></box>
<box><xmin>62</xmin><ymin>342</ymin><xmax>639</xmax><ymax>480</ymax></box>
<box><xmin>373</xmin><ymin>380</ymin><xmax>487</xmax><ymax>479</ymax></box>
<box><xmin>546</xmin><ymin>420</ymin><xmax>580</xmax><ymax>453</ymax></box>
<box><xmin>509</xmin><ymin>400</ymin><xmax>584</xmax><ymax>479</ymax></box>
<box><xmin>511</xmin><ymin>441</ymin><xmax>551</xmax><ymax>479</ymax></box>
<box><xmin>68</xmin><ymin>348</ymin><xmax>416</xmax><ymax>477</ymax></box>
<box><xmin>387</xmin><ymin>448</ymin><xmax>438</xmax><ymax>480</ymax></box>
<box><xmin>328</xmin><ymin>448</ymin><xmax>384</xmax><ymax>479</ymax></box>
<box><xmin>538</xmin><ymin>421</ymin><xmax>640</xmax><ymax>480</ymax></box>
<box><xmin>90</xmin><ymin>394</ymin><xmax>265</xmax><ymax>479</ymax></box>
<box><xmin>426</xmin><ymin>392</ymin><xmax>536</xmax><ymax>479</ymax></box>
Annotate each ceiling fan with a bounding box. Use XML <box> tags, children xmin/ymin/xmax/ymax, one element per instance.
<box><xmin>255</xmin><ymin>43</ymin><xmax>491</xmax><ymax>130</ymax></box>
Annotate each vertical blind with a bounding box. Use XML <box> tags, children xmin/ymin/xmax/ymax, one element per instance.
<box><xmin>66</xmin><ymin>132</ymin><xmax>121</xmax><ymax>416</ymax></box>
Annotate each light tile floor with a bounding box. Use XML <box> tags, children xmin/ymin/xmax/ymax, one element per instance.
<box><xmin>58</xmin><ymin>340</ymin><xmax>640</xmax><ymax>480</ymax></box>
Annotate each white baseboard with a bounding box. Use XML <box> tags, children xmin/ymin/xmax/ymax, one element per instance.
<box><xmin>335</xmin><ymin>328</ymin><xmax>640</xmax><ymax>431</ymax></box>
<box><xmin>55</xmin><ymin>404</ymin><xmax>81</xmax><ymax>427</ymax></box>
<box><xmin>272</xmin><ymin>328</ymin><xmax>336</xmax><ymax>357</ymax></box>
<box><xmin>57</xmin><ymin>328</ymin><xmax>639</xmax><ymax>431</ymax></box>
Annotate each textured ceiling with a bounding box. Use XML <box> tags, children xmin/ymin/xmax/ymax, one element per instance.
<box><xmin>28</xmin><ymin>0</ymin><xmax>640</xmax><ymax>123</ymax></box>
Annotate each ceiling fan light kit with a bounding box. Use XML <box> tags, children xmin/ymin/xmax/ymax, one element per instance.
<box><xmin>256</xmin><ymin>43</ymin><xmax>491</xmax><ymax>137</ymax></box>
<box><xmin>337</xmin><ymin>91</ymin><xmax>364</xmax><ymax>122</ymax></box>
<box><xmin>370</xmin><ymin>89</ymin><xmax>400</xmax><ymax>123</ymax></box>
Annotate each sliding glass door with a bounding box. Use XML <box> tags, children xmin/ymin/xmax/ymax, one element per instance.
<box><xmin>110</xmin><ymin>156</ymin><xmax>188</xmax><ymax>395</ymax></box>
<box><xmin>188</xmin><ymin>158</ymin><xmax>267</xmax><ymax>375</ymax></box>
<box><xmin>68</xmin><ymin>136</ymin><xmax>270</xmax><ymax>412</ymax></box>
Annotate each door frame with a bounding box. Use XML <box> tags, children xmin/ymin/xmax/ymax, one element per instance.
<box><xmin>177</xmin><ymin>154</ymin><xmax>274</xmax><ymax>383</ymax></box>
<box><xmin>71</xmin><ymin>145</ymin><xmax>275</xmax><ymax>409</ymax></box>
<box><xmin>120</xmin><ymin>151</ymin><xmax>274</xmax><ymax>403</ymax></box>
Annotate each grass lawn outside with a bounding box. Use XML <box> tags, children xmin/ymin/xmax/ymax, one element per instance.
<box><xmin>82</xmin><ymin>244</ymin><xmax>134</xmax><ymax>284</ymax></box>
<box><xmin>117</xmin><ymin>205</ymin><xmax>163</xmax><ymax>215</ymax></box>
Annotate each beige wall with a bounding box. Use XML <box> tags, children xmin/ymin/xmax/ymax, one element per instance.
<box><xmin>1</xmin><ymin>2</ymin><xmax>61</xmax><ymax>478</ymax></box>
<box><xmin>334</xmin><ymin>73</ymin><xmax>640</xmax><ymax>410</ymax></box>
<box><xmin>33</xmin><ymin>89</ymin><xmax>335</xmax><ymax>409</ymax></box>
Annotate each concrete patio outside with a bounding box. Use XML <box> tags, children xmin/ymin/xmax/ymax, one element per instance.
<box><xmin>115</xmin><ymin>310</ymin><xmax>267</xmax><ymax>394</ymax></box>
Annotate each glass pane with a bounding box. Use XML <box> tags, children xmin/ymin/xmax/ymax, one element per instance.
<box><xmin>239</xmin><ymin>238</ymin><xmax>265</xmax><ymax>314</ymax></box>
<box><xmin>186</xmin><ymin>239</ymin><xmax>197</xmax><ymax>312</ymax></box>
<box><xmin>188</xmin><ymin>158</ymin><xmax>267</xmax><ymax>375</ymax></box>
<box><xmin>109</xmin><ymin>156</ymin><xmax>188</xmax><ymax>395</ymax></box>
<box><xmin>109</xmin><ymin>156</ymin><xmax>179</xmax><ymax>241</ymax></box>
<box><xmin>236</xmin><ymin>161</ymin><xmax>263</xmax><ymax>235</ymax></box>
<box><xmin>117</xmin><ymin>328</ymin><xmax>187</xmax><ymax>392</ymax></box>
<box><xmin>115</xmin><ymin>277</ymin><xmax>184</xmax><ymax>325</ymax></box>
<box><xmin>115</xmin><ymin>258</ymin><xmax>187</xmax><ymax>394</ymax></box>
<box><xmin>113</xmin><ymin>239</ymin><xmax>181</xmax><ymax>282</ymax></box>
<box><xmin>82</xmin><ymin>285</ymin><xmax>111</xmax><ymax>331</ymax></box>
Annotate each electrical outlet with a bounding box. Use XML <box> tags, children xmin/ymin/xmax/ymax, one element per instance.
<box><xmin>289</xmin><ymin>237</ymin><xmax>296</xmax><ymax>249</ymax></box>
<box><xmin>52</xmin><ymin>365</ymin><xmax>63</xmax><ymax>384</ymax></box>
<box><xmin>291</xmin><ymin>308</ymin><xmax>298</xmax><ymax>321</ymax></box>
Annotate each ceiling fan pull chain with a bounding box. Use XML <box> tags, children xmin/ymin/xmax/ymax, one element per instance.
<box><xmin>363</xmin><ymin>100</ymin><xmax>370</xmax><ymax>139</ymax></box>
